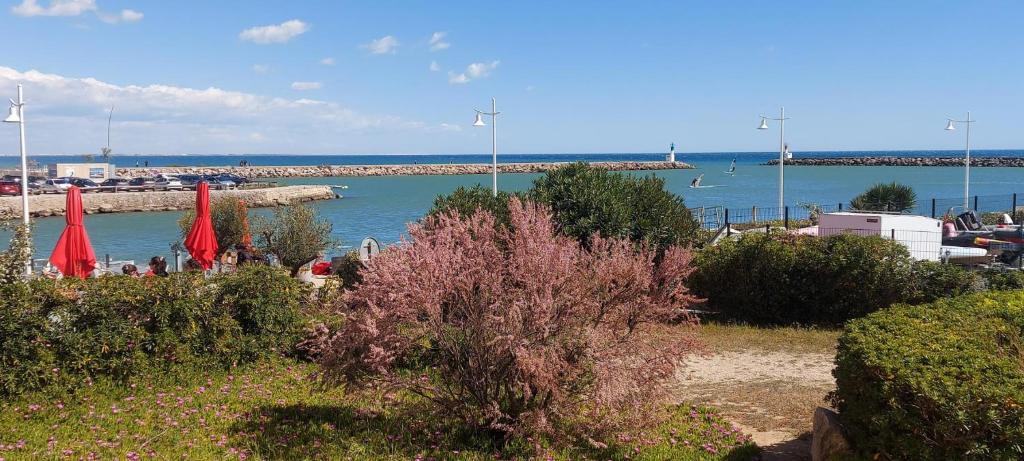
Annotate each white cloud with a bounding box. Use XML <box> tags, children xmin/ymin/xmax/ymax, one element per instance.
<box><xmin>291</xmin><ymin>81</ymin><xmax>322</xmax><ymax>91</ymax></box>
<box><xmin>12</xmin><ymin>0</ymin><xmax>95</xmax><ymax>17</ymax></box>
<box><xmin>448</xmin><ymin>60</ymin><xmax>500</xmax><ymax>85</ymax></box>
<box><xmin>428</xmin><ymin>31</ymin><xmax>450</xmax><ymax>52</ymax></box>
<box><xmin>251</xmin><ymin>64</ymin><xmax>269</xmax><ymax>74</ymax></box>
<box><xmin>429</xmin><ymin>61</ymin><xmax>440</xmax><ymax>72</ymax></box>
<box><xmin>239</xmin><ymin>19</ymin><xmax>309</xmax><ymax>44</ymax></box>
<box><xmin>0</xmin><ymin>66</ymin><xmax>455</xmax><ymax>154</ymax></box>
<box><xmin>98</xmin><ymin>8</ymin><xmax>142</xmax><ymax>24</ymax></box>
<box><xmin>319</xmin><ymin>57</ymin><xmax>335</xmax><ymax>66</ymax></box>
<box><xmin>362</xmin><ymin>35</ymin><xmax>399</xmax><ymax>54</ymax></box>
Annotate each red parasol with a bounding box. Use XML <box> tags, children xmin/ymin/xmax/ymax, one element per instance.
<box><xmin>49</xmin><ymin>186</ymin><xmax>97</xmax><ymax>279</ymax></box>
<box><xmin>184</xmin><ymin>182</ymin><xmax>218</xmax><ymax>270</ymax></box>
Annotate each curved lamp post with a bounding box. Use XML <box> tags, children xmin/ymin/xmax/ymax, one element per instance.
<box><xmin>3</xmin><ymin>84</ymin><xmax>30</xmax><ymax>276</ymax></box>
<box><xmin>473</xmin><ymin>98</ymin><xmax>500</xmax><ymax>197</ymax></box>
<box><xmin>945</xmin><ymin>112</ymin><xmax>975</xmax><ymax>209</ymax></box>
<box><xmin>758</xmin><ymin>107</ymin><xmax>790</xmax><ymax>210</ymax></box>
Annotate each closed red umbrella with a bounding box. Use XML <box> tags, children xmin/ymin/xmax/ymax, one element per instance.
<box><xmin>49</xmin><ymin>186</ymin><xmax>96</xmax><ymax>279</ymax></box>
<box><xmin>184</xmin><ymin>182</ymin><xmax>218</xmax><ymax>270</ymax></box>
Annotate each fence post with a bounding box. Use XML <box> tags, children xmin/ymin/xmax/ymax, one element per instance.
<box><xmin>891</xmin><ymin>228</ymin><xmax>896</xmax><ymax>240</ymax></box>
<box><xmin>784</xmin><ymin>206</ymin><xmax>789</xmax><ymax>229</ymax></box>
<box><xmin>974</xmin><ymin>195</ymin><xmax>979</xmax><ymax>211</ymax></box>
<box><xmin>766</xmin><ymin>224</ymin><xmax>770</xmax><ymax>235</ymax></box>
<box><xmin>1013</xmin><ymin>193</ymin><xmax>1018</xmax><ymax>215</ymax></box>
<box><xmin>752</xmin><ymin>206</ymin><xmax>757</xmax><ymax>224</ymax></box>
<box><xmin>838</xmin><ymin>202</ymin><xmax>842</xmax><ymax>212</ymax></box>
<box><xmin>725</xmin><ymin>208</ymin><xmax>730</xmax><ymax>237</ymax></box>
<box><xmin>931</xmin><ymin>198</ymin><xmax>936</xmax><ymax>219</ymax></box>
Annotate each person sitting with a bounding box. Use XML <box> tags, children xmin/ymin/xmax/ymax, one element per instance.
<box><xmin>183</xmin><ymin>258</ymin><xmax>204</xmax><ymax>272</ymax></box>
<box><xmin>145</xmin><ymin>256</ymin><xmax>169</xmax><ymax>277</ymax></box>
<box><xmin>121</xmin><ymin>264</ymin><xmax>140</xmax><ymax>277</ymax></box>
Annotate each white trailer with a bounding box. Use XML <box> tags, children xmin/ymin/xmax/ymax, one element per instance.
<box><xmin>818</xmin><ymin>212</ymin><xmax>943</xmax><ymax>261</ymax></box>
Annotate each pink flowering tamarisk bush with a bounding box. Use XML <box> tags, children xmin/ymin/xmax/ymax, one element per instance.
<box><xmin>314</xmin><ymin>198</ymin><xmax>701</xmax><ymax>439</ymax></box>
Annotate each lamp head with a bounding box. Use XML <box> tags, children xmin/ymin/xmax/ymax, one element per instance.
<box><xmin>757</xmin><ymin>117</ymin><xmax>769</xmax><ymax>130</ymax></box>
<box><xmin>944</xmin><ymin>120</ymin><xmax>955</xmax><ymax>131</ymax></box>
<box><xmin>3</xmin><ymin>105</ymin><xmax>19</xmax><ymax>124</ymax></box>
<box><xmin>473</xmin><ymin>113</ymin><xmax>486</xmax><ymax>127</ymax></box>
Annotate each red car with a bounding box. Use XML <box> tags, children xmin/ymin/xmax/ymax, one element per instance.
<box><xmin>0</xmin><ymin>180</ymin><xmax>20</xmax><ymax>196</ymax></box>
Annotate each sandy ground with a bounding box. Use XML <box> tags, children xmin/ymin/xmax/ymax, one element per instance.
<box><xmin>672</xmin><ymin>350</ymin><xmax>836</xmax><ymax>461</ymax></box>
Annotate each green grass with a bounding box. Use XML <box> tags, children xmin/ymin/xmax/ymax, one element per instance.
<box><xmin>0</xmin><ymin>358</ymin><xmax>759</xmax><ymax>460</ymax></box>
<box><xmin>698</xmin><ymin>322</ymin><xmax>841</xmax><ymax>354</ymax></box>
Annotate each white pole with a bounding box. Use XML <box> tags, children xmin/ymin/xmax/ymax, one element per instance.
<box><xmin>964</xmin><ymin>111</ymin><xmax>971</xmax><ymax>210</ymax></box>
<box><xmin>491</xmin><ymin>97</ymin><xmax>497</xmax><ymax>197</ymax></box>
<box><xmin>16</xmin><ymin>84</ymin><xmax>30</xmax><ymax>276</ymax></box>
<box><xmin>778</xmin><ymin>106</ymin><xmax>785</xmax><ymax>210</ymax></box>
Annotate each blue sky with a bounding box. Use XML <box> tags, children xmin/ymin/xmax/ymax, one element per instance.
<box><xmin>0</xmin><ymin>0</ymin><xmax>1021</xmax><ymax>155</ymax></box>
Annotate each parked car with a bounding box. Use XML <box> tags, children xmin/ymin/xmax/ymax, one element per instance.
<box><xmin>214</xmin><ymin>173</ymin><xmax>250</xmax><ymax>185</ymax></box>
<box><xmin>203</xmin><ymin>176</ymin><xmax>236</xmax><ymax>190</ymax></box>
<box><xmin>155</xmin><ymin>175</ymin><xmax>185</xmax><ymax>191</ymax></box>
<box><xmin>67</xmin><ymin>177</ymin><xmax>99</xmax><ymax>191</ymax></box>
<box><xmin>175</xmin><ymin>174</ymin><xmax>203</xmax><ymax>190</ymax></box>
<box><xmin>128</xmin><ymin>177</ymin><xmax>157</xmax><ymax>191</ymax></box>
<box><xmin>0</xmin><ymin>180</ymin><xmax>20</xmax><ymax>196</ymax></box>
<box><xmin>99</xmin><ymin>177</ymin><xmax>131</xmax><ymax>192</ymax></box>
<box><xmin>40</xmin><ymin>178</ymin><xmax>72</xmax><ymax>194</ymax></box>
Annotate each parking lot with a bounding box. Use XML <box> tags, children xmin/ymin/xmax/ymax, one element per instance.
<box><xmin>0</xmin><ymin>173</ymin><xmax>252</xmax><ymax>196</ymax></box>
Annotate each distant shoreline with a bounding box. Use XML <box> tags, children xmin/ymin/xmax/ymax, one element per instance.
<box><xmin>115</xmin><ymin>161</ymin><xmax>695</xmax><ymax>178</ymax></box>
<box><xmin>765</xmin><ymin>157</ymin><xmax>1024</xmax><ymax>167</ymax></box>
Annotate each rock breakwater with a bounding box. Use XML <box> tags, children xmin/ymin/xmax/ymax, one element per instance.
<box><xmin>0</xmin><ymin>185</ymin><xmax>336</xmax><ymax>219</ymax></box>
<box><xmin>116</xmin><ymin>161</ymin><xmax>693</xmax><ymax>178</ymax></box>
<box><xmin>764</xmin><ymin>157</ymin><xmax>1024</xmax><ymax>167</ymax></box>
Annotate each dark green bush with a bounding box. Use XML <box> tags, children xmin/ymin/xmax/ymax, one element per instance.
<box><xmin>832</xmin><ymin>291</ymin><xmax>1024</xmax><ymax>459</ymax></box>
<box><xmin>904</xmin><ymin>260</ymin><xmax>983</xmax><ymax>305</ymax></box>
<box><xmin>980</xmin><ymin>268</ymin><xmax>1024</xmax><ymax>291</ymax></box>
<box><xmin>0</xmin><ymin>267</ymin><xmax>307</xmax><ymax>397</ymax></box>
<box><xmin>214</xmin><ymin>264</ymin><xmax>307</xmax><ymax>357</ymax></box>
<box><xmin>849</xmin><ymin>182</ymin><xmax>917</xmax><ymax>213</ymax></box>
<box><xmin>690</xmin><ymin>233</ymin><xmax>912</xmax><ymax>326</ymax></box>
<box><xmin>331</xmin><ymin>250</ymin><xmax>364</xmax><ymax>290</ymax></box>
<box><xmin>429</xmin><ymin>163</ymin><xmax>700</xmax><ymax>253</ymax></box>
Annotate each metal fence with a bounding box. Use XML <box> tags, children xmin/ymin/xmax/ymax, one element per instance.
<box><xmin>692</xmin><ymin>192</ymin><xmax>1024</xmax><ymax>232</ymax></box>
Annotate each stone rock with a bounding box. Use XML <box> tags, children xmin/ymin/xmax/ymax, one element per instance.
<box><xmin>812</xmin><ymin>407</ymin><xmax>852</xmax><ymax>461</ymax></box>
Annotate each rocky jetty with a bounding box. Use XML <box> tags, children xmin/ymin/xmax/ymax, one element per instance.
<box><xmin>765</xmin><ymin>157</ymin><xmax>1024</xmax><ymax>167</ymax></box>
<box><xmin>0</xmin><ymin>185</ymin><xmax>336</xmax><ymax>219</ymax></box>
<box><xmin>115</xmin><ymin>161</ymin><xmax>693</xmax><ymax>178</ymax></box>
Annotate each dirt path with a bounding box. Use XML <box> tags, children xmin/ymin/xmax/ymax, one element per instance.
<box><xmin>672</xmin><ymin>349</ymin><xmax>836</xmax><ymax>461</ymax></box>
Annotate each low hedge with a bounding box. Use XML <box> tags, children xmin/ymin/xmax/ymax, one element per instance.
<box><xmin>832</xmin><ymin>291</ymin><xmax>1024</xmax><ymax>460</ymax></box>
<box><xmin>0</xmin><ymin>266</ymin><xmax>308</xmax><ymax>397</ymax></box>
<box><xmin>690</xmin><ymin>233</ymin><xmax>913</xmax><ymax>326</ymax></box>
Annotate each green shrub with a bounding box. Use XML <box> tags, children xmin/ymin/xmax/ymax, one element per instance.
<box><xmin>331</xmin><ymin>250</ymin><xmax>364</xmax><ymax>289</ymax></box>
<box><xmin>428</xmin><ymin>185</ymin><xmax>518</xmax><ymax>230</ymax></box>
<box><xmin>0</xmin><ymin>268</ymin><xmax>309</xmax><ymax>398</ymax></box>
<box><xmin>690</xmin><ymin>233</ymin><xmax>912</xmax><ymax>326</ymax></box>
<box><xmin>980</xmin><ymin>268</ymin><xmax>1024</xmax><ymax>291</ymax></box>
<box><xmin>832</xmin><ymin>291</ymin><xmax>1024</xmax><ymax>459</ymax></box>
<box><xmin>214</xmin><ymin>264</ymin><xmax>307</xmax><ymax>357</ymax></box>
<box><xmin>430</xmin><ymin>163</ymin><xmax>700</xmax><ymax>253</ymax></box>
<box><xmin>904</xmin><ymin>260</ymin><xmax>983</xmax><ymax>305</ymax></box>
<box><xmin>253</xmin><ymin>203</ymin><xmax>335</xmax><ymax>276</ymax></box>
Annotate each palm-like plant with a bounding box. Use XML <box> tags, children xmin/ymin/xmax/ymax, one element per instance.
<box><xmin>850</xmin><ymin>182</ymin><xmax>917</xmax><ymax>213</ymax></box>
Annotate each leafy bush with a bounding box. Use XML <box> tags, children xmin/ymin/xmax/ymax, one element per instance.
<box><xmin>428</xmin><ymin>185</ymin><xmax>518</xmax><ymax>230</ymax></box>
<box><xmin>429</xmin><ymin>163</ymin><xmax>700</xmax><ymax>253</ymax></box>
<box><xmin>980</xmin><ymin>268</ymin><xmax>1024</xmax><ymax>291</ymax></box>
<box><xmin>0</xmin><ymin>267</ymin><xmax>308</xmax><ymax>397</ymax></box>
<box><xmin>214</xmin><ymin>264</ymin><xmax>307</xmax><ymax>357</ymax></box>
<box><xmin>530</xmin><ymin>162</ymin><xmax>700</xmax><ymax>251</ymax></box>
<box><xmin>690</xmin><ymin>233</ymin><xmax>912</xmax><ymax>326</ymax></box>
<box><xmin>314</xmin><ymin>199</ymin><xmax>700</xmax><ymax>438</ymax></box>
<box><xmin>832</xmin><ymin>291</ymin><xmax>1024</xmax><ymax>459</ymax></box>
<box><xmin>0</xmin><ymin>221</ymin><xmax>31</xmax><ymax>285</ymax></box>
<box><xmin>253</xmin><ymin>203</ymin><xmax>335</xmax><ymax>276</ymax></box>
<box><xmin>178</xmin><ymin>196</ymin><xmax>250</xmax><ymax>257</ymax></box>
<box><xmin>849</xmin><ymin>182</ymin><xmax>917</xmax><ymax>213</ymax></box>
<box><xmin>904</xmin><ymin>260</ymin><xmax>983</xmax><ymax>305</ymax></box>
<box><xmin>330</xmin><ymin>250</ymin><xmax>364</xmax><ymax>289</ymax></box>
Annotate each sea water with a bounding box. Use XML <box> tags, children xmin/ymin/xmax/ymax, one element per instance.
<box><xmin>3</xmin><ymin>151</ymin><xmax>1023</xmax><ymax>265</ymax></box>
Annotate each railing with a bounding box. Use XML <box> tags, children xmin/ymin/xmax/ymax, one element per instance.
<box><xmin>691</xmin><ymin>192</ymin><xmax>1024</xmax><ymax>233</ymax></box>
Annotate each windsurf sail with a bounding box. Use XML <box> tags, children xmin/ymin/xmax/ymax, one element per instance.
<box><xmin>689</xmin><ymin>174</ymin><xmax>704</xmax><ymax>188</ymax></box>
<box><xmin>725</xmin><ymin>158</ymin><xmax>736</xmax><ymax>175</ymax></box>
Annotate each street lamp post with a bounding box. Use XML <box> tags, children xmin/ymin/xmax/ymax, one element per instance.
<box><xmin>3</xmin><ymin>84</ymin><xmax>30</xmax><ymax>276</ymax></box>
<box><xmin>473</xmin><ymin>98</ymin><xmax>500</xmax><ymax>197</ymax></box>
<box><xmin>758</xmin><ymin>107</ymin><xmax>790</xmax><ymax>210</ymax></box>
<box><xmin>945</xmin><ymin>112</ymin><xmax>975</xmax><ymax>209</ymax></box>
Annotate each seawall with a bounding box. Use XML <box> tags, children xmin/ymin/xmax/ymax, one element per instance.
<box><xmin>115</xmin><ymin>161</ymin><xmax>694</xmax><ymax>178</ymax></box>
<box><xmin>0</xmin><ymin>185</ymin><xmax>337</xmax><ymax>219</ymax></box>
<box><xmin>764</xmin><ymin>157</ymin><xmax>1024</xmax><ymax>167</ymax></box>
